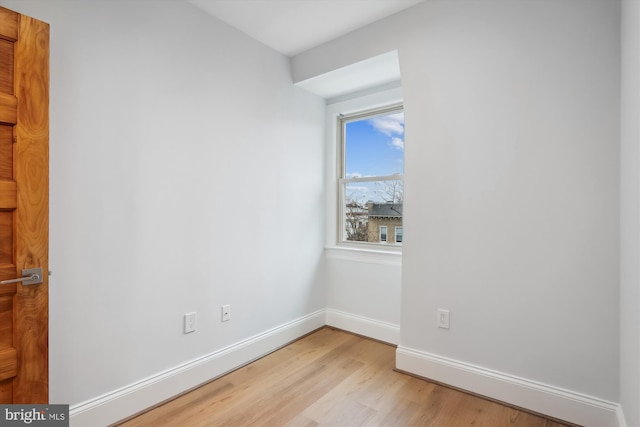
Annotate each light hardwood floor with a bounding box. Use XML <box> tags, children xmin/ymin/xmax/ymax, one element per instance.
<box><xmin>117</xmin><ymin>327</ymin><xmax>571</xmax><ymax>427</ymax></box>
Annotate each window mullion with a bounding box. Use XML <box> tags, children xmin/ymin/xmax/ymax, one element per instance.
<box><xmin>341</xmin><ymin>175</ymin><xmax>404</xmax><ymax>184</ymax></box>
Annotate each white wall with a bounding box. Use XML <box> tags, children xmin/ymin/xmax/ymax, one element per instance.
<box><xmin>293</xmin><ymin>0</ymin><xmax>621</xmax><ymax>412</ymax></box>
<box><xmin>401</xmin><ymin>0</ymin><xmax>620</xmax><ymax>403</ymax></box>
<box><xmin>620</xmin><ymin>1</ymin><xmax>640</xmax><ymax>426</ymax></box>
<box><xmin>0</xmin><ymin>0</ymin><xmax>326</xmax><ymax>412</ymax></box>
<box><xmin>325</xmin><ymin>251</ymin><xmax>401</xmax><ymax>343</ymax></box>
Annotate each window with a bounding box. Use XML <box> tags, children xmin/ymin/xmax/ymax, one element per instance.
<box><xmin>379</xmin><ymin>225</ymin><xmax>388</xmax><ymax>242</ymax></box>
<box><xmin>395</xmin><ymin>226</ymin><xmax>403</xmax><ymax>243</ymax></box>
<box><xmin>339</xmin><ymin>104</ymin><xmax>404</xmax><ymax>246</ymax></box>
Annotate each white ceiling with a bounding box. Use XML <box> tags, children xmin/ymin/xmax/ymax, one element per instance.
<box><xmin>186</xmin><ymin>0</ymin><xmax>425</xmax><ymax>57</ymax></box>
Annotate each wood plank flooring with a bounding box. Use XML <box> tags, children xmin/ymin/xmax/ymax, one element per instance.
<box><xmin>117</xmin><ymin>327</ymin><xmax>571</xmax><ymax>427</ymax></box>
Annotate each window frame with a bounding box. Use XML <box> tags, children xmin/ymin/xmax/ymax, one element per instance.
<box><xmin>395</xmin><ymin>226</ymin><xmax>403</xmax><ymax>244</ymax></box>
<box><xmin>379</xmin><ymin>225</ymin><xmax>388</xmax><ymax>243</ymax></box>
<box><xmin>336</xmin><ymin>103</ymin><xmax>404</xmax><ymax>248</ymax></box>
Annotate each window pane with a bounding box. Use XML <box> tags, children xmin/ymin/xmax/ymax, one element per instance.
<box><xmin>344</xmin><ymin>183</ymin><xmax>369</xmax><ymax>242</ymax></box>
<box><xmin>395</xmin><ymin>227</ymin><xmax>403</xmax><ymax>243</ymax></box>
<box><xmin>380</xmin><ymin>226</ymin><xmax>388</xmax><ymax>242</ymax></box>
<box><xmin>343</xmin><ymin>181</ymin><xmax>403</xmax><ymax>243</ymax></box>
<box><xmin>345</xmin><ymin>111</ymin><xmax>404</xmax><ymax>178</ymax></box>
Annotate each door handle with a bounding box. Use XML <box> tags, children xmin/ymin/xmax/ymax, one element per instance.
<box><xmin>0</xmin><ymin>267</ymin><xmax>43</xmax><ymax>285</ymax></box>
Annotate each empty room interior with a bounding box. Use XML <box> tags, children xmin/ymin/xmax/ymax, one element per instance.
<box><xmin>0</xmin><ymin>0</ymin><xmax>638</xmax><ymax>426</ymax></box>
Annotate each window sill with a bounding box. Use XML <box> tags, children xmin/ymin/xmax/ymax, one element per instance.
<box><xmin>325</xmin><ymin>245</ymin><xmax>402</xmax><ymax>266</ymax></box>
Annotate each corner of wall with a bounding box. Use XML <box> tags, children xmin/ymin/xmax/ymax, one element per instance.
<box><xmin>325</xmin><ymin>308</ymin><xmax>400</xmax><ymax>345</ymax></box>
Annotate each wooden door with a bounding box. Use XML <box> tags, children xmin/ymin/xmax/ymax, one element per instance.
<box><xmin>0</xmin><ymin>7</ymin><xmax>49</xmax><ymax>404</ymax></box>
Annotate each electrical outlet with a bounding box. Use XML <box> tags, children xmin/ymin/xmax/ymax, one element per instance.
<box><xmin>437</xmin><ymin>309</ymin><xmax>450</xmax><ymax>329</ymax></box>
<box><xmin>222</xmin><ymin>305</ymin><xmax>231</xmax><ymax>322</ymax></box>
<box><xmin>184</xmin><ymin>312</ymin><xmax>197</xmax><ymax>334</ymax></box>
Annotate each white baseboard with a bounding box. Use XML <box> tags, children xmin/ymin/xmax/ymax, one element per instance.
<box><xmin>396</xmin><ymin>346</ymin><xmax>621</xmax><ymax>427</ymax></box>
<box><xmin>69</xmin><ymin>310</ymin><xmax>326</xmax><ymax>427</ymax></box>
<box><xmin>325</xmin><ymin>308</ymin><xmax>400</xmax><ymax>345</ymax></box>
<box><xmin>617</xmin><ymin>405</ymin><xmax>628</xmax><ymax>427</ymax></box>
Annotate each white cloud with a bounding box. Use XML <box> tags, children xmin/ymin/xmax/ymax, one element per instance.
<box><xmin>368</xmin><ymin>112</ymin><xmax>404</xmax><ymax>137</ymax></box>
<box><xmin>346</xmin><ymin>172</ymin><xmax>363</xmax><ymax>178</ymax></box>
<box><xmin>390</xmin><ymin>137</ymin><xmax>404</xmax><ymax>150</ymax></box>
<box><xmin>347</xmin><ymin>185</ymin><xmax>370</xmax><ymax>193</ymax></box>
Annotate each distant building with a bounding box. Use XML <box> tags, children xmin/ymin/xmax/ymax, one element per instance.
<box><xmin>367</xmin><ymin>202</ymin><xmax>403</xmax><ymax>244</ymax></box>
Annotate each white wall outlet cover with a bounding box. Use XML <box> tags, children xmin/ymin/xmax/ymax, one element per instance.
<box><xmin>222</xmin><ymin>305</ymin><xmax>231</xmax><ymax>322</ymax></box>
<box><xmin>184</xmin><ymin>312</ymin><xmax>197</xmax><ymax>334</ymax></box>
<box><xmin>437</xmin><ymin>309</ymin><xmax>450</xmax><ymax>329</ymax></box>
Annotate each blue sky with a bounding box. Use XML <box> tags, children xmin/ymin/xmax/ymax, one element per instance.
<box><xmin>345</xmin><ymin>111</ymin><xmax>405</xmax><ymax>178</ymax></box>
<box><xmin>344</xmin><ymin>111</ymin><xmax>404</xmax><ymax>203</ymax></box>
